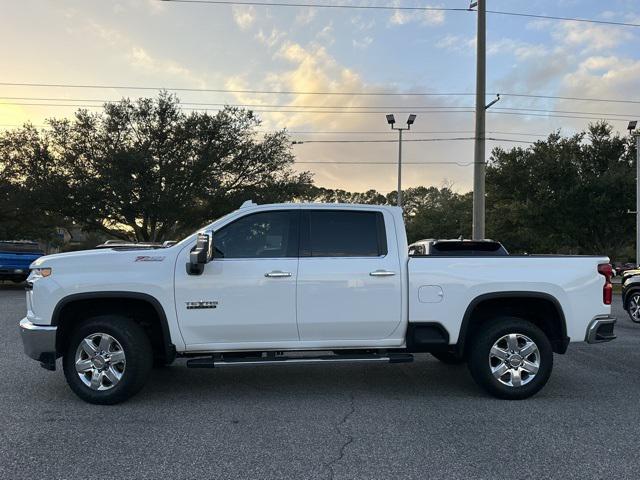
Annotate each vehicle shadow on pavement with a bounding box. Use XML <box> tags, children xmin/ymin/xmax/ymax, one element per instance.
<box><xmin>134</xmin><ymin>358</ymin><xmax>489</xmax><ymax>404</ymax></box>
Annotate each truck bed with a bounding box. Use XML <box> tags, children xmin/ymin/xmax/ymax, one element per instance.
<box><xmin>408</xmin><ymin>255</ymin><xmax>610</xmax><ymax>343</ymax></box>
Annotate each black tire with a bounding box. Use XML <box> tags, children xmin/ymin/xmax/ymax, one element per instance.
<box><xmin>431</xmin><ymin>350</ymin><xmax>465</xmax><ymax>365</ymax></box>
<box><xmin>467</xmin><ymin>316</ymin><xmax>553</xmax><ymax>400</ymax></box>
<box><xmin>626</xmin><ymin>292</ymin><xmax>640</xmax><ymax>323</ymax></box>
<box><xmin>63</xmin><ymin>315</ymin><xmax>153</xmax><ymax>405</ymax></box>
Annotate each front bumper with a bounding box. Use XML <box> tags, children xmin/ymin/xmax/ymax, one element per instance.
<box><xmin>585</xmin><ymin>315</ymin><xmax>616</xmax><ymax>344</ymax></box>
<box><xmin>19</xmin><ymin>318</ymin><xmax>57</xmax><ymax>370</ymax></box>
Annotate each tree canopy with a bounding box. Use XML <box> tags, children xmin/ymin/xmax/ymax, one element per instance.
<box><xmin>0</xmin><ymin>96</ymin><xmax>636</xmax><ymax>260</ymax></box>
<box><xmin>0</xmin><ymin>92</ymin><xmax>312</xmax><ymax>242</ymax></box>
<box><xmin>486</xmin><ymin>123</ymin><xmax>635</xmax><ymax>257</ymax></box>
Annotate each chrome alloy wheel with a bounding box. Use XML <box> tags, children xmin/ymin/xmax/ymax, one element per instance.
<box><xmin>629</xmin><ymin>294</ymin><xmax>640</xmax><ymax>323</ymax></box>
<box><xmin>74</xmin><ymin>333</ymin><xmax>126</xmax><ymax>391</ymax></box>
<box><xmin>489</xmin><ymin>333</ymin><xmax>540</xmax><ymax>387</ymax></box>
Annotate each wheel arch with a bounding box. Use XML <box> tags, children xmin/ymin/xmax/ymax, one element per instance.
<box><xmin>623</xmin><ymin>286</ymin><xmax>640</xmax><ymax>310</ymax></box>
<box><xmin>457</xmin><ymin>291</ymin><xmax>569</xmax><ymax>355</ymax></box>
<box><xmin>52</xmin><ymin>291</ymin><xmax>176</xmax><ymax>364</ymax></box>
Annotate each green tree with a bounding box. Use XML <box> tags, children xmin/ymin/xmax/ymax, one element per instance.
<box><xmin>1</xmin><ymin>93</ymin><xmax>312</xmax><ymax>242</ymax></box>
<box><xmin>403</xmin><ymin>186</ymin><xmax>472</xmax><ymax>243</ymax></box>
<box><xmin>487</xmin><ymin>122</ymin><xmax>635</xmax><ymax>258</ymax></box>
<box><xmin>0</xmin><ymin>124</ymin><xmax>66</xmax><ymax>243</ymax></box>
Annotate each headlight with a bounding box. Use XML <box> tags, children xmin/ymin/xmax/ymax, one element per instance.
<box><xmin>29</xmin><ymin>268</ymin><xmax>52</xmax><ymax>279</ymax></box>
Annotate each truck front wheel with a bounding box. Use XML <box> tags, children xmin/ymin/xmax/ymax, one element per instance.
<box><xmin>467</xmin><ymin>317</ymin><xmax>553</xmax><ymax>400</ymax></box>
<box><xmin>62</xmin><ymin>315</ymin><xmax>153</xmax><ymax>405</ymax></box>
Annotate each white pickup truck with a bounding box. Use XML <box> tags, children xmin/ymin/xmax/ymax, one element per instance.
<box><xmin>19</xmin><ymin>202</ymin><xmax>616</xmax><ymax>404</ymax></box>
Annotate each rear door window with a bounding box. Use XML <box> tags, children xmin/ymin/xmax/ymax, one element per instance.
<box><xmin>301</xmin><ymin>210</ymin><xmax>387</xmax><ymax>257</ymax></box>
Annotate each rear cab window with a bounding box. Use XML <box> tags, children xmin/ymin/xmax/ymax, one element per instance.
<box><xmin>301</xmin><ymin>210</ymin><xmax>387</xmax><ymax>257</ymax></box>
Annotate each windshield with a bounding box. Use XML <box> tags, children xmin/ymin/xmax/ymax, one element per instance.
<box><xmin>173</xmin><ymin>210</ymin><xmax>238</xmax><ymax>247</ymax></box>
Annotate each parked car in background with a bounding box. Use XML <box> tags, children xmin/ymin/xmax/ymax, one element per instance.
<box><xmin>0</xmin><ymin>241</ymin><xmax>43</xmax><ymax>283</ymax></box>
<box><xmin>615</xmin><ymin>262</ymin><xmax>637</xmax><ymax>276</ymax></box>
<box><xmin>409</xmin><ymin>238</ymin><xmax>509</xmax><ymax>256</ymax></box>
<box><xmin>620</xmin><ymin>268</ymin><xmax>640</xmax><ymax>285</ymax></box>
<box><xmin>622</xmin><ymin>275</ymin><xmax>640</xmax><ymax>323</ymax></box>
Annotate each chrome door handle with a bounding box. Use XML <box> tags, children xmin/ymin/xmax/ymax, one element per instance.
<box><xmin>265</xmin><ymin>271</ymin><xmax>292</xmax><ymax>278</ymax></box>
<box><xmin>369</xmin><ymin>270</ymin><xmax>396</xmax><ymax>277</ymax></box>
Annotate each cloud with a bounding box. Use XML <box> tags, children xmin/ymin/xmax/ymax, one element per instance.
<box><xmin>552</xmin><ymin>22</ymin><xmax>634</xmax><ymax>52</ymax></box>
<box><xmin>435</xmin><ymin>34</ymin><xmax>474</xmax><ymax>53</ymax></box>
<box><xmin>256</xmin><ymin>28</ymin><xmax>286</xmax><ymax>48</ymax></box>
<box><xmin>389</xmin><ymin>2</ymin><xmax>445</xmax><ymax>26</ymax></box>
<box><xmin>316</xmin><ymin>23</ymin><xmax>334</xmax><ymax>46</ymax></box>
<box><xmin>351</xmin><ymin>15</ymin><xmax>376</xmax><ymax>31</ymax></box>
<box><xmin>295</xmin><ymin>9</ymin><xmax>316</xmax><ymax>26</ymax></box>
<box><xmin>352</xmin><ymin>36</ymin><xmax>373</xmax><ymax>49</ymax></box>
<box><xmin>86</xmin><ymin>20</ymin><xmax>125</xmax><ymax>46</ymax></box>
<box><xmin>487</xmin><ymin>38</ymin><xmax>548</xmax><ymax>59</ymax></box>
<box><xmin>232</xmin><ymin>5</ymin><xmax>256</xmax><ymax>30</ymax></box>
<box><xmin>220</xmin><ymin>39</ymin><xmax>483</xmax><ymax>193</ymax></box>
<box><xmin>126</xmin><ymin>46</ymin><xmax>207</xmax><ymax>86</ymax></box>
<box><xmin>436</xmin><ymin>34</ymin><xmax>547</xmax><ymax>60</ymax></box>
<box><xmin>562</xmin><ymin>55</ymin><xmax>640</xmax><ymax>98</ymax></box>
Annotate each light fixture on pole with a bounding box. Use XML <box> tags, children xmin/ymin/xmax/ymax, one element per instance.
<box><xmin>387</xmin><ymin>113</ymin><xmax>416</xmax><ymax>208</ymax></box>
<box><xmin>629</xmin><ymin>120</ymin><xmax>639</xmax><ymax>267</ymax></box>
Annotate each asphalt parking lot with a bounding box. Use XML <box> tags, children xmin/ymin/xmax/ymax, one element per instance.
<box><xmin>1</xmin><ymin>285</ymin><xmax>639</xmax><ymax>480</ymax></box>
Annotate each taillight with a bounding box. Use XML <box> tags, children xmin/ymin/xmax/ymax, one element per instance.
<box><xmin>598</xmin><ymin>263</ymin><xmax>613</xmax><ymax>305</ymax></box>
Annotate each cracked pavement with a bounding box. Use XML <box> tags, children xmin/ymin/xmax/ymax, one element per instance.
<box><xmin>1</xmin><ymin>285</ymin><xmax>640</xmax><ymax>479</ymax></box>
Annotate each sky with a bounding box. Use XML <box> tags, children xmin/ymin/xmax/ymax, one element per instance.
<box><xmin>1</xmin><ymin>0</ymin><xmax>639</xmax><ymax>194</ymax></box>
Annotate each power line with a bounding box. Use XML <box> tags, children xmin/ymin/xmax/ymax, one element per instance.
<box><xmin>293</xmin><ymin>136</ymin><xmax>477</xmax><ymax>144</ymax></box>
<box><xmin>1</xmin><ymin>102</ymin><xmax>633</xmax><ymax>121</ymax></box>
<box><xmin>0</xmin><ymin>81</ymin><xmax>474</xmax><ymax>97</ymax></box>
<box><xmin>493</xmin><ymin>106</ymin><xmax>636</xmax><ymax>117</ymax></box>
<box><xmin>286</xmin><ymin>130</ymin><xmax>548</xmax><ymax>136</ymax></box>
<box><xmin>293</xmin><ymin>160</ymin><xmax>479</xmax><ymax>166</ymax></box>
<box><xmin>160</xmin><ymin>0</ymin><xmax>468</xmax><ymax>13</ymax></box>
<box><xmin>0</xmin><ymin>102</ymin><xmax>476</xmax><ymax>114</ymax></box>
<box><xmin>1</xmin><ymin>81</ymin><xmax>638</xmax><ymax>105</ymax></box>
<box><xmin>485</xmin><ymin>9</ymin><xmax>640</xmax><ymax>28</ymax></box>
<box><xmin>5</xmin><ymin>96</ymin><xmax>635</xmax><ymax>118</ymax></box>
<box><xmin>0</xmin><ymin>96</ymin><xmax>474</xmax><ymax>110</ymax></box>
<box><xmin>293</xmin><ymin>137</ymin><xmax>534</xmax><ymax>144</ymax></box>
<box><xmin>0</xmin><ymin>123</ymin><xmax>551</xmax><ymax>138</ymax></box>
<box><xmin>497</xmin><ymin>93</ymin><xmax>640</xmax><ymax>105</ymax></box>
<box><xmin>158</xmin><ymin>0</ymin><xmax>640</xmax><ymax>27</ymax></box>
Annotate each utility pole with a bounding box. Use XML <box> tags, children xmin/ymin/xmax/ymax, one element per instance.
<box><xmin>398</xmin><ymin>128</ymin><xmax>403</xmax><ymax>208</ymax></box>
<box><xmin>628</xmin><ymin>121</ymin><xmax>639</xmax><ymax>266</ymax></box>
<box><xmin>637</xmin><ymin>132</ymin><xmax>640</xmax><ymax>267</ymax></box>
<box><xmin>386</xmin><ymin>114</ymin><xmax>416</xmax><ymax>208</ymax></box>
<box><xmin>472</xmin><ymin>0</ymin><xmax>486</xmax><ymax>240</ymax></box>
<box><xmin>636</xmin><ymin>132</ymin><xmax>640</xmax><ymax>267</ymax></box>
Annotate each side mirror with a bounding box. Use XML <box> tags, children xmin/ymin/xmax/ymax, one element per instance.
<box><xmin>187</xmin><ymin>232</ymin><xmax>213</xmax><ymax>275</ymax></box>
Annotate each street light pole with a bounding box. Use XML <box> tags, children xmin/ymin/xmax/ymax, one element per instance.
<box><xmin>387</xmin><ymin>114</ymin><xmax>416</xmax><ymax>208</ymax></box>
<box><xmin>472</xmin><ymin>0</ymin><xmax>486</xmax><ymax>240</ymax></box>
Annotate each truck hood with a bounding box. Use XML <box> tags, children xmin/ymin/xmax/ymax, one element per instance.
<box><xmin>30</xmin><ymin>248</ymin><xmax>172</xmax><ymax>270</ymax></box>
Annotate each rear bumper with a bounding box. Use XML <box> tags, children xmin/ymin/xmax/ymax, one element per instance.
<box><xmin>585</xmin><ymin>315</ymin><xmax>616</xmax><ymax>344</ymax></box>
<box><xmin>19</xmin><ymin>318</ymin><xmax>57</xmax><ymax>370</ymax></box>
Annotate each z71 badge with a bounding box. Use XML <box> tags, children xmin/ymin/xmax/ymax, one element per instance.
<box><xmin>135</xmin><ymin>256</ymin><xmax>165</xmax><ymax>262</ymax></box>
<box><xmin>185</xmin><ymin>301</ymin><xmax>218</xmax><ymax>310</ymax></box>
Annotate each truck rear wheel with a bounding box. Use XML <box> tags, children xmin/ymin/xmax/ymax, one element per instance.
<box><xmin>467</xmin><ymin>317</ymin><xmax>553</xmax><ymax>400</ymax></box>
<box><xmin>62</xmin><ymin>315</ymin><xmax>153</xmax><ymax>405</ymax></box>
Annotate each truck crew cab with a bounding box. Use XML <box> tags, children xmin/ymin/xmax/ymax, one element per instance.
<box><xmin>19</xmin><ymin>202</ymin><xmax>616</xmax><ymax>404</ymax></box>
